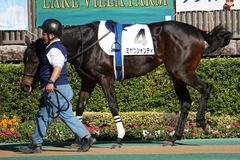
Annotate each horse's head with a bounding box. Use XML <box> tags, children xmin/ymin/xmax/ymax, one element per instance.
<box><xmin>21</xmin><ymin>36</ymin><xmax>46</xmax><ymax>92</ymax></box>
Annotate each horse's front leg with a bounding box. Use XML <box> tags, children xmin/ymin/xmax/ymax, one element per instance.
<box><xmin>100</xmin><ymin>76</ymin><xmax>125</xmax><ymax>149</ymax></box>
<box><xmin>164</xmin><ymin>78</ymin><xmax>192</xmax><ymax>146</ymax></box>
<box><xmin>70</xmin><ymin>80</ymin><xmax>96</xmax><ymax>149</ymax></box>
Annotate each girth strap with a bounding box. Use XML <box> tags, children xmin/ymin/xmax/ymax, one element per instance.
<box><xmin>113</xmin><ymin>24</ymin><xmax>124</xmax><ymax>81</ymax></box>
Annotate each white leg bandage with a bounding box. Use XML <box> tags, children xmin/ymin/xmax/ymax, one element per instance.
<box><xmin>114</xmin><ymin>115</ymin><xmax>125</xmax><ymax>139</ymax></box>
<box><xmin>77</xmin><ymin>116</ymin><xmax>82</xmax><ymax>122</ymax></box>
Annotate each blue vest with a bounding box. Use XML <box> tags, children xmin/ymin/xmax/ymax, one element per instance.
<box><xmin>39</xmin><ymin>41</ymin><xmax>68</xmax><ymax>88</ymax></box>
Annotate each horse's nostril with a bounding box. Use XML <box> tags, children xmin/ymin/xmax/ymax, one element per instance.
<box><xmin>21</xmin><ymin>84</ymin><xmax>31</xmax><ymax>92</ymax></box>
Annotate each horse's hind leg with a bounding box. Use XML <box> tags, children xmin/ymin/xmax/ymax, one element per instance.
<box><xmin>195</xmin><ymin>78</ymin><xmax>212</xmax><ymax>133</ymax></box>
<box><xmin>164</xmin><ymin>77</ymin><xmax>192</xmax><ymax>146</ymax></box>
<box><xmin>164</xmin><ymin>72</ymin><xmax>212</xmax><ymax>146</ymax></box>
<box><xmin>70</xmin><ymin>79</ymin><xmax>96</xmax><ymax>149</ymax></box>
<box><xmin>179</xmin><ymin>75</ymin><xmax>212</xmax><ymax>133</ymax></box>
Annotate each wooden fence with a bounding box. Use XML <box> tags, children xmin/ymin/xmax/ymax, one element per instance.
<box><xmin>0</xmin><ymin>0</ymin><xmax>239</xmax><ymax>45</ymax></box>
<box><xmin>176</xmin><ymin>10</ymin><xmax>240</xmax><ymax>39</ymax></box>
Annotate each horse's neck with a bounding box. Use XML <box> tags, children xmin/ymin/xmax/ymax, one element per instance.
<box><xmin>62</xmin><ymin>23</ymin><xmax>98</xmax><ymax>62</ymax></box>
<box><xmin>80</xmin><ymin>23</ymin><xmax>98</xmax><ymax>47</ymax></box>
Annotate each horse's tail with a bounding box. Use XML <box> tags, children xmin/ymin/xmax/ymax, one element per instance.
<box><xmin>198</xmin><ymin>24</ymin><xmax>232</xmax><ymax>55</ymax></box>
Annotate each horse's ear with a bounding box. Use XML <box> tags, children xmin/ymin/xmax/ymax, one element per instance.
<box><xmin>25</xmin><ymin>36</ymin><xmax>31</xmax><ymax>47</ymax></box>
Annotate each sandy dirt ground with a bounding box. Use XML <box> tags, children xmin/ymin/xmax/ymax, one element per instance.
<box><xmin>0</xmin><ymin>145</ymin><xmax>240</xmax><ymax>158</ymax></box>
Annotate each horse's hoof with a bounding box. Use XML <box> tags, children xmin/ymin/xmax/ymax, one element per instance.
<box><xmin>111</xmin><ymin>143</ymin><xmax>122</xmax><ymax>149</ymax></box>
<box><xmin>163</xmin><ymin>141</ymin><xmax>174</xmax><ymax>146</ymax></box>
<box><xmin>69</xmin><ymin>143</ymin><xmax>81</xmax><ymax>149</ymax></box>
<box><xmin>205</xmin><ymin>124</ymin><xmax>212</xmax><ymax>134</ymax></box>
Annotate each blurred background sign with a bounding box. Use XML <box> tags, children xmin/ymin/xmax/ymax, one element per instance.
<box><xmin>0</xmin><ymin>0</ymin><xmax>28</xmax><ymax>30</ymax></box>
<box><xmin>36</xmin><ymin>0</ymin><xmax>174</xmax><ymax>26</ymax></box>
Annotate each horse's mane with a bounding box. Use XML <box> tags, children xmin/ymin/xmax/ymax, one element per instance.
<box><xmin>35</xmin><ymin>38</ymin><xmax>46</xmax><ymax>54</ymax></box>
<box><xmin>31</xmin><ymin>38</ymin><xmax>46</xmax><ymax>61</ymax></box>
<box><xmin>61</xmin><ymin>21</ymin><xmax>99</xmax><ymax>48</ymax></box>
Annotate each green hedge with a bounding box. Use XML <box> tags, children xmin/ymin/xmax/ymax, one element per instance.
<box><xmin>0</xmin><ymin>57</ymin><xmax>240</xmax><ymax>117</ymax></box>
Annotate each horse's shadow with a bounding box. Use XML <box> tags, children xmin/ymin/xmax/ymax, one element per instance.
<box><xmin>122</xmin><ymin>140</ymin><xmax>200</xmax><ymax>146</ymax></box>
<box><xmin>168</xmin><ymin>142</ymin><xmax>200</xmax><ymax>146</ymax></box>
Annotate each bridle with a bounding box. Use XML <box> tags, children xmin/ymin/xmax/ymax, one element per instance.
<box><xmin>23</xmin><ymin>73</ymin><xmax>35</xmax><ymax>78</ymax></box>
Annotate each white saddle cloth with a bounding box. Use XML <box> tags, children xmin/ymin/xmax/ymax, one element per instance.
<box><xmin>98</xmin><ymin>21</ymin><xmax>155</xmax><ymax>56</ymax></box>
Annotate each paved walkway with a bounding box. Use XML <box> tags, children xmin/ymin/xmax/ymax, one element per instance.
<box><xmin>0</xmin><ymin>139</ymin><xmax>240</xmax><ymax>160</ymax></box>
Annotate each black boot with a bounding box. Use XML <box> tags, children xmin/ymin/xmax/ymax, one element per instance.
<box><xmin>19</xmin><ymin>143</ymin><xmax>42</xmax><ymax>154</ymax></box>
<box><xmin>77</xmin><ymin>135</ymin><xmax>96</xmax><ymax>152</ymax></box>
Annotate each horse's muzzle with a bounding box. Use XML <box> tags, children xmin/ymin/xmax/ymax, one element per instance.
<box><xmin>20</xmin><ymin>83</ymin><xmax>32</xmax><ymax>93</ymax></box>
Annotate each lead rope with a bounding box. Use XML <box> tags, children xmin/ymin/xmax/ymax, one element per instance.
<box><xmin>44</xmin><ymin>88</ymin><xmax>70</xmax><ymax>119</ymax></box>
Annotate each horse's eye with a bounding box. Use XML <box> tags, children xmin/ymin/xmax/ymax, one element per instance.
<box><xmin>33</xmin><ymin>60</ymin><xmax>39</xmax><ymax>64</ymax></box>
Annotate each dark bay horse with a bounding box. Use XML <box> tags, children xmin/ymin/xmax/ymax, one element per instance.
<box><xmin>21</xmin><ymin>20</ymin><xmax>232</xmax><ymax>148</ymax></box>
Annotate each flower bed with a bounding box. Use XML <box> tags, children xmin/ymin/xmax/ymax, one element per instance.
<box><xmin>0</xmin><ymin>112</ymin><xmax>239</xmax><ymax>143</ymax></box>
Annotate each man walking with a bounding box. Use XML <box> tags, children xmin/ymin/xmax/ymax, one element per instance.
<box><xmin>19</xmin><ymin>18</ymin><xmax>96</xmax><ymax>154</ymax></box>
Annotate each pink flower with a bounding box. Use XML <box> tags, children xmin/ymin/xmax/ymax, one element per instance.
<box><xmin>151</xmin><ymin>123</ymin><xmax>159</xmax><ymax>127</ymax></box>
<box><xmin>5</xmin><ymin>130</ymin><xmax>11</xmax><ymax>135</ymax></box>
<box><xmin>0</xmin><ymin>132</ymin><xmax>4</xmax><ymax>137</ymax></box>
<box><xmin>84</xmin><ymin>124</ymin><xmax>91</xmax><ymax>132</ymax></box>
<box><xmin>133</xmin><ymin>124</ymin><xmax>138</xmax><ymax>129</ymax></box>
<box><xmin>193</xmin><ymin>130</ymin><xmax>198</xmax><ymax>134</ymax></box>
<box><xmin>192</xmin><ymin>129</ymin><xmax>198</xmax><ymax>136</ymax></box>
<box><xmin>125</xmin><ymin>125</ymin><xmax>130</xmax><ymax>129</ymax></box>
<box><xmin>190</xmin><ymin>124</ymin><xmax>196</xmax><ymax>128</ymax></box>
<box><xmin>168</xmin><ymin>127</ymin><xmax>174</xmax><ymax>132</ymax></box>
<box><xmin>2</xmin><ymin>129</ymin><xmax>8</xmax><ymax>133</ymax></box>
<box><xmin>103</xmin><ymin>126</ymin><xmax>110</xmax><ymax>129</ymax></box>
<box><xmin>89</xmin><ymin>126</ymin><xmax>99</xmax><ymax>132</ymax></box>
<box><xmin>226</xmin><ymin>124</ymin><xmax>235</xmax><ymax>130</ymax></box>
<box><xmin>229</xmin><ymin>124</ymin><xmax>235</xmax><ymax>129</ymax></box>
<box><xmin>213</xmin><ymin>131</ymin><xmax>220</xmax><ymax>135</ymax></box>
<box><xmin>94</xmin><ymin>126</ymin><xmax>100</xmax><ymax>131</ymax></box>
<box><xmin>13</xmin><ymin>130</ymin><xmax>21</xmax><ymax>138</ymax></box>
<box><xmin>235</xmin><ymin>122</ymin><xmax>240</xmax><ymax>127</ymax></box>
